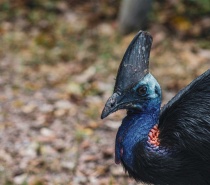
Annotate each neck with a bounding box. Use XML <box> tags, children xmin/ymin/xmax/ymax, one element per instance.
<box><xmin>115</xmin><ymin>98</ymin><xmax>161</xmax><ymax>168</ymax></box>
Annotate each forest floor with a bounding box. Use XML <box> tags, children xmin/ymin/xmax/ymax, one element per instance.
<box><xmin>0</xmin><ymin>1</ymin><xmax>210</xmax><ymax>185</ymax></box>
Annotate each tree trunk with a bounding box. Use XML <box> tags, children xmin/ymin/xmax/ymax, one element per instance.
<box><xmin>119</xmin><ymin>0</ymin><xmax>152</xmax><ymax>35</ymax></box>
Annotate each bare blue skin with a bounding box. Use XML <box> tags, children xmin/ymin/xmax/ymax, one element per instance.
<box><xmin>115</xmin><ymin>73</ymin><xmax>162</xmax><ymax>170</ymax></box>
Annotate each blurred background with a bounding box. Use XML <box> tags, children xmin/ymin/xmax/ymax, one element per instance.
<box><xmin>0</xmin><ymin>0</ymin><xmax>210</xmax><ymax>184</ymax></box>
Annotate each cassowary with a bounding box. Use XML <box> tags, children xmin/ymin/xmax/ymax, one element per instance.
<box><xmin>101</xmin><ymin>31</ymin><xmax>210</xmax><ymax>185</ymax></box>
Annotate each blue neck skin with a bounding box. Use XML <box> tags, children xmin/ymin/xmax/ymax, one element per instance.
<box><xmin>115</xmin><ymin>97</ymin><xmax>161</xmax><ymax>168</ymax></box>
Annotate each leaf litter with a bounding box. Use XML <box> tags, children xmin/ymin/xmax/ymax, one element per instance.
<box><xmin>0</xmin><ymin>1</ymin><xmax>209</xmax><ymax>185</ymax></box>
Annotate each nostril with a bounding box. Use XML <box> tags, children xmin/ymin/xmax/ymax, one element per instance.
<box><xmin>111</xmin><ymin>102</ymin><xmax>115</xmax><ymax>107</ymax></box>
<box><xmin>110</xmin><ymin>99</ymin><xmax>115</xmax><ymax>107</ymax></box>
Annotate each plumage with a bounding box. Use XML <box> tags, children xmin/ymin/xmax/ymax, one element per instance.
<box><xmin>101</xmin><ymin>31</ymin><xmax>210</xmax><ymax>185</ymax></box>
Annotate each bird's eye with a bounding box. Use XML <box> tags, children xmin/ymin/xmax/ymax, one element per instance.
<box><xmin>137</xmin><ymin>86</ymin><xmax>147</xmax><ymax>95</ymax></box>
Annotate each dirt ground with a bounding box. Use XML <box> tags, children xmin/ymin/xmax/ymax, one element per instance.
<box><xmin>0</xmin><ymin>1</ymin><xmax>210</xmax><ymax>185</ymax></box>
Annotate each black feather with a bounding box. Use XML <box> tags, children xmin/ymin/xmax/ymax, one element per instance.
<box><xmin>128</xmin><ymin>70</ymin><xmax>210</xmax><ymax>185</ymax></box>
<box><xmin>131</xmin><ymin>141</ymin><xmax>210</xmax><ymax>185</ymax></box>
<box><xmin>159</xmin><ymin>69</ymin><xmax>210</xmax><ymax>158</ymax></box>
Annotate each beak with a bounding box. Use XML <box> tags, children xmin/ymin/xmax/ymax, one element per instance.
<box><xmin>101</xmin><ymin>91</ymin><xmax>141</xmax><ymax>119</ymax></box>
<box><xmin>101</xmin><ymin>93</ymin><xmax>122</xmax><ymax>119</ymax></box>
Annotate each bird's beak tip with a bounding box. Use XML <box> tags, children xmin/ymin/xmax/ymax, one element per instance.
<box><xmin>101</xmin><ymin>109</ymin><xmax>106</xmax><ymax>119</ymax></box>
<box><xmin>101</xmin><ymin>93</ymin><xmax>119</xmax><ymax>119</ymax></box>
<box><xmin>101</xmin><ymin>104</ymin><xmax>111</xmax><ymax>119</ymax></box>
<box><xmin>100</xmin><ymin>113</ymin><xmax>106</xmax><ymax>119</ymax></box>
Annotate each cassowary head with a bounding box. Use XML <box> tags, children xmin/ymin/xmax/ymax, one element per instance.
<box><xmin>101</xmin><ymin>31</ymin><xmax>161</xmax><ymax>119</ymax></box>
